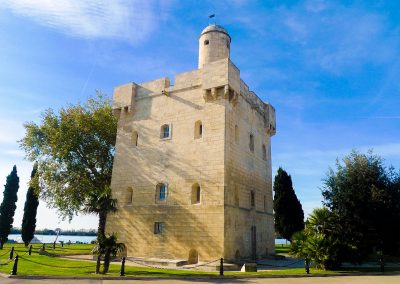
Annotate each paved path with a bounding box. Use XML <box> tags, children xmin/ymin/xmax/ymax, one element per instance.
<box><xmin>1</xmin><ymin>275</ymin><xmax>400</xmax><ymax>284</ymax></box>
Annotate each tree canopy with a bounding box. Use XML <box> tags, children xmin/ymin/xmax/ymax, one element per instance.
<box><xmin>0</xmin><ymin>165</ymin><xmax>20</xmax><ymax>248</ymax></box>
<box><xmin>322</xmin><ymin>150</ymin><xmax>400</xmax><ymax>258</ymax></box>
<box><xmin>19</xmin><ymin>94</ymin><xmax>118</xmax><ymax>236</ymax></box>
<box><xmin>21</xmin><ymin>163</ymin><xmax>40</xmax><ymax>246</ymax></box>
<box><xmin>273</xmin><ymin>167</ymin><xmax>304</xmax><ymax>241</ymax></box>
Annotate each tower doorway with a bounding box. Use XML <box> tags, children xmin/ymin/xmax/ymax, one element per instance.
<box><xmin>188</xmin><ymin>249</ymin><xmax>199</xmax><ymax>264</ymax></box>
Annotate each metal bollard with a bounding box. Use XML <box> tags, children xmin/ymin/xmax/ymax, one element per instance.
<box><xmin>379</xmin><ymin>256</ymin><xmax>385</xmax><ymax>272</ymax></box>
<box><xmin>9</xmin><ymin>247</ymin><xmax>14</xmax><ymax>260</ymax></box>
<box><xmin>120</xmin><ymin>257</ymin><xmax>126</xmax><ymax>276</ymax></box>
<box><xmin>28</xmin><ymin>245</ymin><xmax>32</xmax><ymax>255</ymax></box>
<box><xmin>11</xmin><ymin>255</ymin><xmax>18</xmax><ymax>276</ymax></box>
<box><xmin>220</xmin><ymin>258</ymin><xmax>224</xmax><ymax>276</ymax></box>
<box><xmin>305</xmin><ymin>258</ymin><xmax>310</xmax><ymax>274</ymax></box>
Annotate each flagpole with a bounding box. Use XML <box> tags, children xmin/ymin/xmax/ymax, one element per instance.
<box><xmin>208</xmin><ymin>14</ymin><xmax>216</xmax><ymax>25</ymax></box>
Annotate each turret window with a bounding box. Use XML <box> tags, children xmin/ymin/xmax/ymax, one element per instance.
<box><xmin>204</xmin><ymin>39</ymin><xmax>209</xmax><ymax>45</ymax></box>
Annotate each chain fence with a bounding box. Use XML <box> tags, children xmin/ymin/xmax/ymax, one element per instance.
<box><xmin>2</xmin><ymin>244</ymin><xmax>400</xmax><ymax>276</ymax></box>
<box><xmin>0</xmin><ymin>249</ymin><xmax>10</xmax><ymax>258</ymax></box>
<box><xmin>18</xmin><ymin>254</ymin><xmax>97</xmax><ymax>269</ymax></box>
<box><xmin>125</xmin><ymin>257</ymin><xmax>221</xmax><ymax>270</ymax></box>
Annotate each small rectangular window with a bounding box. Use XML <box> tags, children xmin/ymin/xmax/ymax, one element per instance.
<box><xmin>251</xmin><ymin>191</ymin><xmax>255</xmax><ymax>207</ymax></box>
<box><xmin>194</xmin><ymin>121</ymin><xmax>202</xmax><ymax>139</ymax></box>
<box><xmin>249</xmin><ymin>134</ymin><xmax>254</xmax><ymax>152</ymax></box>
<box><xmin>159</xmin><ymin>184</ymin><xmax>166</xmax><ymax>200</ymax></box>
<box><xmin>196</xmin><ymin>187</ymin><xmax>201</xmax><ymax>203</ymax></box>
<box><xmin>154</xmin><ymin>222</ymin><xmax>164</xmax><ymax>234</ymax></box>
<box><xmin>163</xmin><ymin>126</ymin><xmax>169</xmax><ymax>138</ymax></box>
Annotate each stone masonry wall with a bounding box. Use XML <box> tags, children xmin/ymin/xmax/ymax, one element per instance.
<box><xmin>106</xmin><ymin>71</ymin><xmax>226</xmax><ymax>261</ymax></box>
<box><xmin>223</xmin><ymin>89</ymin><xmax>275</xmax><ymax>260</ymax></box>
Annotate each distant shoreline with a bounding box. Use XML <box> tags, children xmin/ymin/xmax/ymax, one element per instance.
<box><xmin>10</xmin><ymin>228</ymin><xmax>97</xmax><ymax>237</ymax></box>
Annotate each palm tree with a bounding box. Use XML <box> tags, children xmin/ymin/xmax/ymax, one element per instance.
<box><xmin>83</xmin><ymin>186</ymin><xmax>117</xmax><ymax>239</ymax></box>
<box><xmin>83</xmin><ymin>187</ymin><xmax>117</xmax><ymax>274</ymax></box>
<box><xmin>306</xmin><ymin>207</ymin><xmax>333</xmax><ymax>235</ymax></box>
<box><xmin>92</xmin><ymin>233</ymin><xmax>126</xmax><ymax>274</ymax></box>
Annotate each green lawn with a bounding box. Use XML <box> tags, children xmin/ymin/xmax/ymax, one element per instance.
<box><xmin>275</xmin><ymin>244</ymin><xmax>291</xmax><ymax>255</ymax></box>
<box><xmin>0</xmin><ymin>243</ymin><xmax>399</xmax><ymax>278</ymax></box>
<box><xmin>0</xmin><ymin>243</ymin><xmax>216</xmax><ymax>277</ymax></box>
<box><xmin>2</xmin><ymin>243</ymin><xmax>94</xmax><ymax>256</ymax></box>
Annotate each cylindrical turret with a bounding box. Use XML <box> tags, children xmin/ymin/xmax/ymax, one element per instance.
<box><xmin>198</xmin><ymin>24</ymin><xmax>231</xmax><ymax>69</ymax></box>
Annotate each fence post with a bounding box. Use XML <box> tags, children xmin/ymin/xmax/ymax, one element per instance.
<box><xmin>9</xmin><ymin>246</ymin><xmax>14</xmax><ymax>260</ymax></box>
<box><xmin>11</xmin><ymin>255</ymin><xmax>18</xmax><ymax>276</ymax></box>
<box><xmin>219</xmin><ymin>258</ymin><xmax>224</xmax><ymax>276</ymax></box>
<box><xmin>305</xmin><ymin>258</ymin><xmax>310</xmax><ymax>274</ymax></box>
<box><xmin>120</xmin><ymin>257</ymin><xmax>126</xmax><ymax>276</ymax></box>
<box><xmin>28</xmin><ymin>245</ymin><xmax>32</xmax><ymax>255</ymax></box>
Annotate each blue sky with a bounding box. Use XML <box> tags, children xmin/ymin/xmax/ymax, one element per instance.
<box><xmin>0</xmin><ymin>0</ymin><xmax>399</xmax><ymax>230</ymax></box>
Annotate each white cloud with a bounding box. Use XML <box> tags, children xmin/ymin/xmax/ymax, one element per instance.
<box><xmin>1</xmin><ymin>0</ymin><xmax>164</xmax><ymax>44</ymax></box>
<box><xmin>279</xmin><ymin>3</ymin><xmax>398</xmax><ymax>74</ymax></box>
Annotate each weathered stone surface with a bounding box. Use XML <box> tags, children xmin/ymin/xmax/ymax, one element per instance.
<box><xmin>106</xmin><ymin>24</ymin><xmax>276</xmax><ymax>263</ymax></box>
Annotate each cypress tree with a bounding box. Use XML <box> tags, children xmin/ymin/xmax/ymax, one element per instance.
<box><xmin>21</xmin><ymin>163</ymin><xmax>40</xmax><ymax>246</ymax></box>
<box><xmin>273</xmin><ymin>167</ymin><xmax>304</xmax><ymax>241</ymax></box>
<box><xmin>0</xmin><ymin>165</ymin><xmax>20</xmax><ymax>249</ymax></box>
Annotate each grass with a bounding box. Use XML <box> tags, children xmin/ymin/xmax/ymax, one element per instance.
<box><xmin>0</xmin><ymin>243</ymin><xmax>216</xmax><ymax>277</ymax></box>
<box><xmin>2</xmin><ymin>243</ymin><xmax>94</xmax><ymax>256</ymax></box>
<box><xmin>275</xmin><ymin>244</ymin><xmax>291</xmax><ymax>255</ymax></box>
<box><xmin>0</xmin><ymin>243</ymin><xmax>399</xmax><ymax>278</ymax></box>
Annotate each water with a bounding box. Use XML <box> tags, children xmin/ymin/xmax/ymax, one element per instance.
<box><xmin>8</xmin><ymin>234</ymin><xmax>96</xmax><ymax>244</ymax></box>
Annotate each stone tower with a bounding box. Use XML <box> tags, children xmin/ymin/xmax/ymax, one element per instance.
<box><xmin>198</xmin><ymin>24</ymin><xmax>231</xmax><ymax>68</ymax></box>
<box><xmin>106</xmin><ymin>24</ymin><xmax>276</xmax><ymax>263</ymax></box>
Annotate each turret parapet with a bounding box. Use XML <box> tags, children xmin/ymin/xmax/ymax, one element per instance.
<box><xmin>112</xmin><ymin>83</ymin><xmax>137</xmax><ymax>117</ymax></box>
<box><xmin>265</xmin><ymin>104</ymin><xmax>276</xmax><ymax>136</ymax></box>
